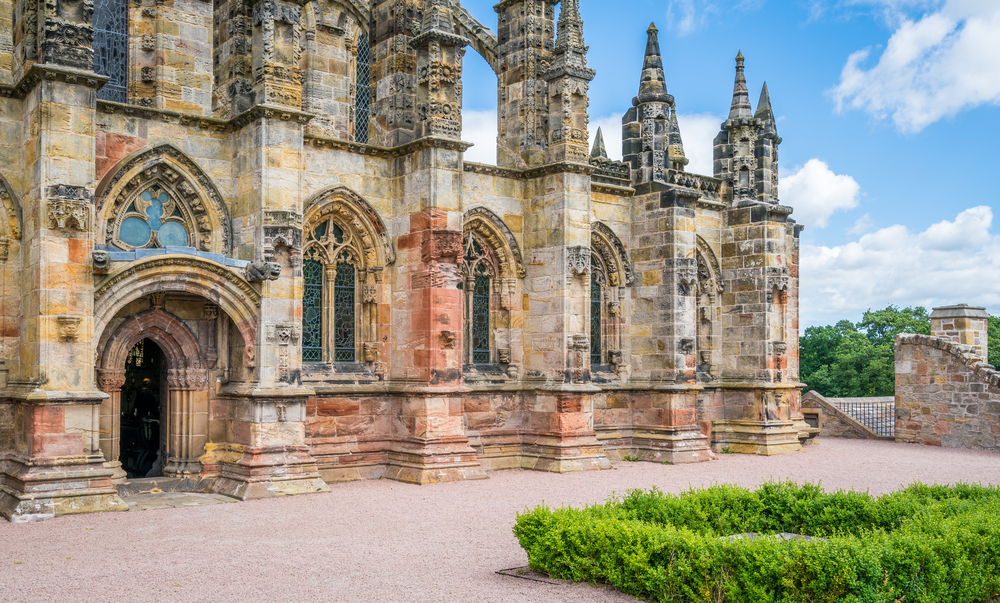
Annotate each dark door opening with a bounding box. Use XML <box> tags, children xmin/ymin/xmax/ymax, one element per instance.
<box><xmin>120</xmin><ymin>338</ymin><xmax>165</xmax><ymax>478</ymax></box>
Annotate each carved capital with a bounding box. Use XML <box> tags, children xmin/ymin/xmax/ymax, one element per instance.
<box><xmin>97</xmin><ymin>369</ymin><xmax>126</xmax><ymax>391</ymax></box>
<box><xmin>566</xmin><ymin>246</ymin><xmax>590</xmax><ymax>276</ymax></box>
<box><xmin>57</xmin><ymin>316</ymin><xmax>82</xmax><ymax>341</ymax></box>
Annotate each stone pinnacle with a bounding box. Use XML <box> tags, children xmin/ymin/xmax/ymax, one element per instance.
<box><xmin>728</xmin><ymin>50</ymin><xmax>752</xmax><ymax>120</ymax></box>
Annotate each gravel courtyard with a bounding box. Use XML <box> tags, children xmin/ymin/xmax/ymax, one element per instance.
<box><xmin>2</xmin><ymin>439</ymin><xmax>999</xmax><ymax>603</ymax></box>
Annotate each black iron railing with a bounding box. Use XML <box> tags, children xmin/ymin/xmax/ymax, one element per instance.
<box><xmin>834</xmin><ymin>400</ymin><xmax>895</xmax><ymax>438</ymax></box>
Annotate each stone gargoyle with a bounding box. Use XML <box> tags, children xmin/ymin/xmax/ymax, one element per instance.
<box><xmin>245</xmin><ymin>261</ymin><xmax>281</xmax><ymax>282</ymax></box>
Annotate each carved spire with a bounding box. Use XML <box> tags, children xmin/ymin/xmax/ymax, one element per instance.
<box><xmin>755</xmin><ymin>81</ymin><xmax>777</xmax><ymax>136</ymax></box>
<box><xmin>555</xmin><ymin>0</ymin><xmax>585</xmax><ymax>51</ymax></box>
<box><xmin>728</xmin><ymin>51</ymin><xmax>752</xmax><ymax>120</ymax></box>
<box><xmin>634</xmin><ymin>22</ymin><xmax>672</xmax><ymax>105</ymax></box>
<box><xmin>411</xmin><ymin>0</ymin><xmax>464</xmax><ymax>46</ymax></box>
<box><xmin>591</xmin><ymin>127</ymin><xmax>608</xmax><ymax>159</ymax></box>
<box><xmin>667</xmin><ymin>108</ymin><xmax>688</xmax><ymax>169</ymax></box>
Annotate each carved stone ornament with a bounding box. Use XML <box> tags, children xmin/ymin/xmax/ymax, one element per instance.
<box><xmin>97</xmin><ymin>370</ymin><xmax>127</xmax><ymax>392</ymax></box>
<box><xmin>362</xmin><ymin>284</ymin><xmax>378</xmax><ymax>304</ymax></box>
<box><xmin>422</xmin><ymin>230</ymin><xmax>464</xmax><ymax>263</ymax></box>
<box><xmin>497</xmin><ymin>348</ymin><xmax>511</xmax><ymax>365</ymax></box>
<box><xmin>566</xmin><ymin>246</ymin><xmax>591</xmax><ymax>276</ymax></box>
<box><xmin>0</xmin><ymin>238</ymin><xmax>9</xmax><ymax>261</ymax></box>
<box><xmin>439</xmin><ymin>330</ymin><xmax>456</xmax><ymax>349</ymax></box>
<box><xmin>608</xmin><ymin>350</ymin><xmax>623</xmax><ymax>366</ymax></box>
<box><xmin>363</xmin><ymin>343</ymin><xmax>378</xmax><ymax>363</ymax></box>
<box><xmin>570</xmin><ymin>334</ymin><xmax>590</xmax><ymax>351</ymax></box>
<box><xmin>266</xmin><ymin>323</ymin><xmax>299</xmax><ymax>345</ymax></box>
<box><xmin>245</xmin><ymin>261</ymin><xmax>281</xmax><ymax>282</ymax></box>
<box><xmin>608</xmin><ymin>301</ymin><xmax>622</xmax><ymax>317</ymax></box>
<box><xmin>93</xmin><ymin>250</ymin><xmax>111</xmax><ymax>273</ymax></box>
<box><xmin>57</xmin><ymin>316</ymin><xmax>82</xmax><ymax>342</ymax></box>
<box><xmin>773</xmin><ymin>341</ymin><xmax>788</xmax><ymax>356</ymax></box>
<box><xmin>203</xmin><ymin>303</ymin><xmax>219</xmax><ymax>319</ymax></box>
<box><xmin>48</xmin><ymin>200</ymin><xmax>90</xmax><ymax>230</ymax></box>
<box><xmin>149</xmin><ymin>292</ymin><xmax>166</xmax><ymax>309</ymax></box>
<box><xmin>680</xmin><ymin>338</ymin><xmax>695</xmax><ymax>354</ymax></box>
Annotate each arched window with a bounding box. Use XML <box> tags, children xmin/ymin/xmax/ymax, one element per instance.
<box><xmin>590</xmin><ymin>259</ymin><xmax>603</xmax><ymax>366</ymax></box>
<box><xmin>355</xmin><ymin>32</ymin><xmax>371</xmax><ymax>144</ymax></box>
<box><xmin>462</xmin><ymin>235</ymin><xmax>497</xmax><ymax>365</ymax></box>
<box><xmin>94</xmin><ymin>0</ymin><xmax>128</xmax><ymax>103</ymax></box>
<box><xmin>302</xmin><ymin>219</ymin><xmax>360</xmax><ymax>363</ymax></box>
<box><xmin>333</xmin><ymin>263</ymin><xmax>356</xmax><ymax>362</ymax></box>
<box><xmin>302</xmin><ymin>259</ymin><xmax>324</xmax><ymax>362</ymax></box>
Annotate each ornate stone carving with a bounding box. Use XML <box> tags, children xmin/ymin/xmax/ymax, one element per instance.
<box><xmin>566</xmin><ymin>246</ymin><xmax>591</xmax><ymax>276</ymax></box>
<box><xmin>363</xmin><ymin>343</ymin><xmax>378</xmax><ymax>363</ymax></box>
<box><xmin>203</xmin><ymin>304</ymin><xmax>219</xmax><ymax>319</ymax></box>
<box><xmin>97</xmin><ymin>370</ymin><xmax>126</xmax><ymax>391</ymax></box>
<box><xmin>422</xmin><ymin>230</ymin><xmax>463</xmax><ymax>263</ymax></box>
<box><xmin>591</xmin><ymin>222</ymin><xmax>635</xmax><ymax>287</ymax></box>
<box><xmin>262</xmin><ymin>224</ymin><xmax>302</xmax><ymax>263</ymax></box>
<box><xmin>497</xmin><ymin>348</ymin><xmax>511</xmax><ymax>365</ymax></box>
<box><xmin>463</xmin><ymin>207</ymin><xmax>527</xmax><ymax>279</ymax></box>
<box><xmin>141</xmin><ymin>34</ymin><xmax>155</xmax><ymax>51</ymax></box>
<box><xmin>608</xmin><ymin>301</ymin><xmax>622</xmax><ymax>317</ymax></box>
<box><xmin>608</xmin><ymin>350</ymin><xmax>623</xmax><ymax>366</ymax></box>
<box><xmin>439</xmin><ymin>330</ymin><xmax>456</xmax><ymax>349</ymax></box>
<box><xmin>57</xmin><ymin>316</ymin><xmax>82</xmax><ymax>342</ymax></box>
<box><xmin>266</xmin><ymin>323</ymin><xmax>299</xmax><ymax>345</ymax></box>
<box><xmin>48</xmin><ymin>199</ymin><xmax>90</xmax><ymax>230</ymax></box>
<box><xmin>362</xmin><ymin>284</ymin><xmax>378</xmax><ymax>304</ymax></box>
<box><xmin>245</xmin><ymin>261</ymin><xmax>281</xmax><ymax>282</ymax></box>
<box><xmin>149</xmin><ymin>292</ymin><xmax>165</xmax><ymax>309</ymax></box>
<box><xmin>680</xmin><ymin>338</ymin><xmax>695</xmax><ymax>354</ymax></box>
<box><xmin>93</xmin><ymin>250</ymin><xmax>110</xmax><ymax>273</ymax></box>
<box><xmin>0</xmin><ymin>181</ymin><xmax>21</xmax><ymax>240</ymax></box>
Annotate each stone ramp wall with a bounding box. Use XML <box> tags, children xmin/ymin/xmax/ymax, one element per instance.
<box><xmin>895</xmin><ymin>334</ymin><xmax>1000</xmax><ymax>451</ymax></box>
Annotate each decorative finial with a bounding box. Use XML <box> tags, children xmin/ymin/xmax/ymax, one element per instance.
<box><xmin>647</xmin><ymin>22</ymin><xmax>658</xmax><ymax>34</ymax></box>
<box><xmin>728</xmin><ymin>50</ymin><xmax>752</xmax><ymax>120</ymax></box>
<box><xmin>591</xmin><ymin>127</ymin><xmax>608</xmax><ymax>159</ymax></box>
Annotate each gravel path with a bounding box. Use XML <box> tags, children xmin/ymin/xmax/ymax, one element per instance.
<box><xmin>2</xmin><ymin>439</ymin><xmax>999</xmax><ymax>603</ymax></box>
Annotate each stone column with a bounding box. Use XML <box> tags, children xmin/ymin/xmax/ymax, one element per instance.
<box><xmin>931</xmin><ymin>304</ymin><xmax>989</xmax><ymax>360</ymax></box>
<box><xmin>96</xmin><ymin>368</ymin><xmax>127</xmax><ymax>482</ymax></box>
<box><xmin>163</xmin><ymin>368</ymin><xmax>209</xmax><ymax>477</ymax></box>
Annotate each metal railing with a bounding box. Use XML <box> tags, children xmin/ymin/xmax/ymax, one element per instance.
<box><xmin>834</xmin><ymin>400</ymin><xmax>895</xmax><ymax>438</ymax></box>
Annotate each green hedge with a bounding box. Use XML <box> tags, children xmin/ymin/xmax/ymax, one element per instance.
<box><xmin>513</xmin><ymin>482</ymin><xmax>1000</xmax><ymax>603</ymax></box>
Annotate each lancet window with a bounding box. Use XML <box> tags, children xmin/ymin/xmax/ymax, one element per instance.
<box><xmin>93</xmin><ymin>0</ymin><xmax>128</xmax><ymax>103</ymax></box>
<box><xmin>462</xmin><ymin>235</ymin><xmax>497</xmax><ymax>365</ymax></box>
<box><xmin>590</xmin><ymin>256</ymin><xmax>606</xmax><ymax>366</ymax></box>
<box><xmin>113</xmin><ymin>185</ymin><xmax>193</xmax><ymax>249</ymax></box>
<box><xmin>355</xmin><ymin>32</ymin><xmax>371</xmax><ymax>144</ymax></box>
<box><xmin>303</xmin><ymin>219</ymin><xmax>361</xmax><ymax>363</ymax></box>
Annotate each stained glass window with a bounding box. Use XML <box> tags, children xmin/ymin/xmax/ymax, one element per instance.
<box><xmin>302</xmin><ymin>259</ymin><xmax>323</xmax><ymax>362</ymax></box>
<box><xmin>591</xmin><ymin>270</ymin><xmax>602</xmax><ymax>365</ymax></box>
<box><xmin>334</xmin><ymin>264</ymin><xmax>356</xmax><ymax>362</ymax></box>
<box><xmin>355</xmin><ymin>32</ymin><xmax>371</xmax><ymax>144</ymax></box>
<box><xmin>116</xmin><ymin>186</ymin><xmax>190</xmax><ymax>249</ymax></box>
<box><xmin>94</xmin><ymin>0</ymin><xmax>128</xmax><ymax>103</ymax></box>
<box><xmin>472</xmin><ymin>266</ymin><xmax>490</xmax><ymax>364</ymax></box>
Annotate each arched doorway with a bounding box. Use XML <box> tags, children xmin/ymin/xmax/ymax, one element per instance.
<box><xmin>119</xmin><ymin>339</ymin><xmax>165</xmax><ymax>478</ymax></box>
<box><xmin>96</xmin><ymin>308</ymin><xmax>211</xmax><ymax>481</ymax></box>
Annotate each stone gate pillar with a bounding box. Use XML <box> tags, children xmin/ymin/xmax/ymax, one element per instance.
<box><xmin>96</xmin><ymin>369</ymin><xmax>127</xmax><ymax>482</ymax></box>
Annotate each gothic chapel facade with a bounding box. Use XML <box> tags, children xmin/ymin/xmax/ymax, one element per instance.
<box><xmin>0</xmin><ymin>0</ymin><xmax>812</xmax><ymax>521</ymax></box>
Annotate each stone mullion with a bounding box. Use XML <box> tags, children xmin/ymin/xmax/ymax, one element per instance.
<box><xmin>323</xmin><ymin>264</ymin><xmax>335</xmax><ymax>363</ymax></box>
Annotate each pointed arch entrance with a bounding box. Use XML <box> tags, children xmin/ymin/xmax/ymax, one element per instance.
<box><xmin>96</xmin><ymin>309</ymin><xmax>209</xmax><ymax>479</ymax></box>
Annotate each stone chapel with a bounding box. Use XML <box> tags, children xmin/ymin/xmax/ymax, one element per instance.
<box><xmin>0</xmin><ymin>0</ymin><xmax>813</xmax><ymax>522</ymax></box>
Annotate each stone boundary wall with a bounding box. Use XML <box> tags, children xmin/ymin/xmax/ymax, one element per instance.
<box><xmin>801</xmin><ymin>391</ymin><xmax>883</xmax><ymax>439</ymax></box>
<box><xmin>895</xmin><ymin>334</ymin><xmax>1000</xmax><ymax>451</ymax></box>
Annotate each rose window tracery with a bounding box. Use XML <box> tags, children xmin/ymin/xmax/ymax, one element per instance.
<box><xmin>114</xmin><ymin>185</ymin><xmax>193</xmax><ymax>249</ymax></box>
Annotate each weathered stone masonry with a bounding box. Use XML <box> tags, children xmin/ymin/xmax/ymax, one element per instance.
<box><xmin>0</xmin><ymin>0</ymin><xmax>812</xmax><ymax>522</ymax></box>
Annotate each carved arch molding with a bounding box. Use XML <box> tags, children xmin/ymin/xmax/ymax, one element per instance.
<box><xmin>591</xmin><ymin>222</ymin><xmax>634</xmax><ymax>287</ymax></box>
<box><xmin>463</xmin><ymin>206</ymin><xmax>525</xmax><ymax>280</ymax></box>
<box><xmin>303</xmin><ymin>185</ymin><xmax>395</xmax><ymax>278</ymax></box>
<box><xmin>96</xmin><ymin>144</ymin><xmax>233</xmax><ymax>255</ymax></box>
<box><xmin>0</xmin><ymin>172</ymin><xmax>22</xmax><ymax>242</ymax></box>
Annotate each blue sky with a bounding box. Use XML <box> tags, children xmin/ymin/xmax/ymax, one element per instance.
<box><xmin>455</xmin><ymin>0</ymin><xmax>1000</xmax><ymax>327</ymax></box>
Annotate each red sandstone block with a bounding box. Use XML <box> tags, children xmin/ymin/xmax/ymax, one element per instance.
<box><xmin>359</xmin><ymin>398</ymin><xmax>391</xmax><ymax>416</ymax></box>
<box><xmin>30</xmin><ymin>406</ymin><xmax>65</xmax><ymax>434</ymax></box>
<box><xmin>934</xmin><ymin>420</ymin><xmax>952</xmax><ymax>435</ymax></box>
<box><xmin>464</xmin><ymin>398</ymin><xmax>491</xmax><ymax>413</ymax></box>
<box><xmin>551</xmin><ymin>412</ymin><xmax>589</xmax><ymax>433</ymax></box>
<box><xmin>306</xmin><ymin>417</ymin><xmax>338</xmax><ymax>437</ymax></box>
<box><xmin>409</xmin><ymin>212</ymin><xmax>431</xmax><ymax>233</ymax></box>
<box><xmin>32</xmin><ymin>433</ymin><xmax>81</xmax><ymax>457</ymax></box>
<box><xmin>337</xmin><ymin>415</ymin><xmax>376</xmax><ymax>437</ymax></box>
<box><xmin>667</xmin><ymin>408</ymin><xmax>697</xmax><ymax>426</ymax></box>
<box><xmin>467</xmin><ymin>412</ymin><xmax>498</xmax><ymax>431</ymax></box>
<box><xmin>397</xmin><ymin>233</ymin><xmax>419</xmax><ymax>250</ymax></box>
<box><xmin>316</xmin><ymin>399</ymin><xmax>360</xmax><ymax>417</ymax></box>
<box><xmin>557</xmin><ymin>397</ymin><xmax>583</xmax><ymax>413</ymax></box>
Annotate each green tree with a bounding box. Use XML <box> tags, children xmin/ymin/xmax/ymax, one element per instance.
<box><xmin>801</xmin><ymin>305</ymin><xmax>930</xmax><ymax>397</ymax></box>
<box><xmin>989</xmin><ymin>315</ymin><xmax>1000</xmax><ymax>368</ymax></box>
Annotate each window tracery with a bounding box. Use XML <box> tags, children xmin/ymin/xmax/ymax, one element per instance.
<box><xmin>590</xmin><ymin>255</ymin><xmax>607</xmax><ymax>366</ymax></box>
<box><xmin>94</xmin><ymin>0</ymin><xmax>128</xmax><ymax>103</ymax></box>
<box><xmin>354</xmin><ymin>31</ymin><xmax>371</xmax><ymax>144</ymax></box>
<box><xmin>113</xmin><ymin>185</ymin><xmax>193</xmax><ymax>249</ymax></box>
<box><xmin>462</xmin><ymin>235</ymin><xmax>498</xmax><ymax>365</ymax></box>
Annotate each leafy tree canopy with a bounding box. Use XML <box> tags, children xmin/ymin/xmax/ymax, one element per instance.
<box><xmin>801</xmin><ymin>305</ymin><xmax>930</xmax><ymax>398</ymax></box>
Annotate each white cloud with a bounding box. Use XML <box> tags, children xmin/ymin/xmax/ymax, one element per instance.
<box><xmin>665</xmin><ymin>0</ymin><xmax>764</xmax><ymax>34</ymax></box>
<box><xmin>462</xmin><ymin>108</ymin><xmax>498</xmax><ymax>165</ymax></box>
<box><xmin>780</xmin><ymin>159</ymin><xmax>861</xmax><ymax>229</ymax></box>
<box><xmin>801</xmin><ymin>206</ymin><xmax>1000</xmax><ymax>326</ymax></box>
<box><xmin>676</xmin><ymin>113</ymin><xmax>723</xmax><ymax>176</ymax></box>
<box><xmin>832</xmin><ymin>0</ymin><xmax>1000</xmax><ymax>132</ymax></box>
<box><xmin>587</xmin><ymin>112</ymin><xmax>723</xmax><ymax>177</ymax></box>
<box><xmin>848</xmin><ymin>213</ymin><xmax>874</xmax><ymax>235</ymax></box>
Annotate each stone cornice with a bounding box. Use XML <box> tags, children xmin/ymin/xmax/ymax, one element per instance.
<box><xmin>591</xmin><ymin>182</ymin><xmax>634</xmax><ymax>197</ymax></box>
<box><xmin>97</xmin><ymin>101</ymin><xmax>315</xmax><ymax>132</ymax></box>
<box><xmin>0</xmin><ymin>64</ymin><xmax>110</xmax><ymax>99</ymax></box>
<box><xmin>306</xmin><ymin>133</ymin><xmax>473</xmax><ymax>158</ymax></box>
<box><xmin>464</xmin><ymin>161</ymin><xmax>594</xmax><ymax>180</ymax></box>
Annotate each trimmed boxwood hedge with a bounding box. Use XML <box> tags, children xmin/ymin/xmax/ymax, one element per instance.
<box><xmin>513</xmin><ymin>482</ymin><xmax>1000</xmax><ymax>603</ymax></box>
